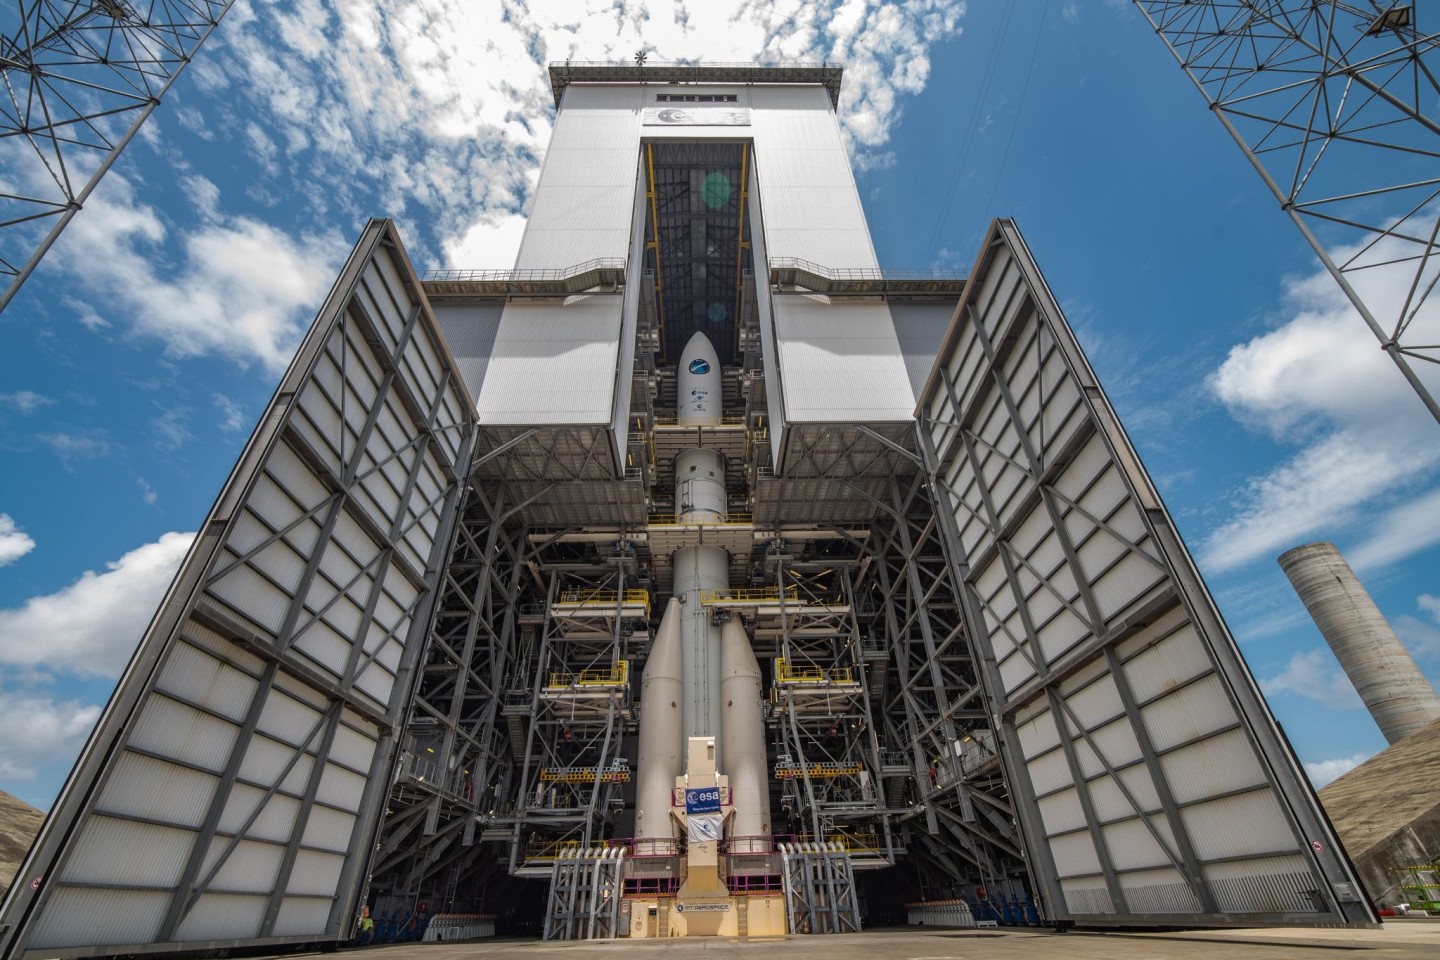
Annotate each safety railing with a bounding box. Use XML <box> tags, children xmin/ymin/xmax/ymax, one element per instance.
<box><xmin>623</xmin><ymin>876</ymin><xmax>680</xmax><ymax>898</ymax></box>
<box><xmin>545</xmin><ymin>661</ymin><xmax>630</xmax><ymax>688</ymax></box>
<box><xmin>774</xmin><ymin>760</ymin><xmax>864</xmax><ymax>780</ymax></box>
<box><xmin>423</xmin><ymin>258</ymin><xmax>625</xmax><ymax>283</ymax></box>
<box><xmin>773</xmin><ymin>658</ymin><xmax>854</xmax><ymax>684</ymax></box>
<box><xmin>727</xmin><ymin>874</ymin><xmax>783</xmax><ymax>893</ymax></box>
<box><xmin>653</xmin><ymin>414</ymin><xmax>746</xmax><ymax>427</ymax></box>
<box><xmin>556</xmin><ymin>588</ymin><xmax>650</xmax><ymax>606</ymax></box>
<box><xmin>769</xmin><ymin>257</ymin><xmax>964</xmax><ymax>282</ymax></box>
<box><xmin>824</xmin><ymin>831</ymin><xmax>882</xmax><ymax>855</ymax></box>
<box><xmin>538</xmin><ymin>765</ymin><xmax>631</xmax><ymax>784</ymax></box>
<box><xmin>699</xmin><ymin>586</ymin><xmax>798</xmax><ymax>605</ymax></box>
<box><xmin>647</xmin><ymin>512</ymin><xmax>753</xmax><ymax>526</ymax></box>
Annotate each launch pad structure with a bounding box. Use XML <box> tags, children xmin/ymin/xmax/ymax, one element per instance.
<box><xmin>0</xmin><ymin>63</ymin><xmax>1376</xmax><ymax>956</ymax></box>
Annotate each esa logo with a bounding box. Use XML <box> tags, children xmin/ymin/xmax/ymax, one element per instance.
<box><xmin>688</xmin><ymin>359</ymin><xmax>710</xmax><ymax>375</ymax></box>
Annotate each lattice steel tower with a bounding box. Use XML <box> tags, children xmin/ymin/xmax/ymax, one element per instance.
<box><xmin>0</xmin><ymin>0</ymin><xmax>235</xmax><ymax>311</ymax></box>
<box><xmin>1135</xmin><ymin>1</ymin><xmax>1440</xmax><ymax>423</ymax></box>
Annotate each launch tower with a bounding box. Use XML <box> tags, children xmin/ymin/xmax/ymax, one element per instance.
<box><xmin>0</xmin><ymin>63</ymin><xmax>1374</xmax><ymax>955</ymax></box>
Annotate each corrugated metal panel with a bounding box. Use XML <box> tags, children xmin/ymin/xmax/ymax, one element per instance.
<box><xmin>271</xmin><ymin>898</ymin><xmax>333</xmax><ymax>938</ymax></box>
<box><xmin>64</xmin><ymin>818</ymin><xmax>193</xmax><ymax>888</ymax></box>
<box><xmin>173</xmin><ymin>894</ymin><xmax>267</xmax><ymax>942</ymax></box>
<box><xmin>286</xmin><ymin>850</ymin><xmax>344</xmax><ymax>897</ymax></box>
<box><xmin>128</xmin><ymin>696</ymin><xmax>239</xmax><ymax>773</ymax></box>
<box><xmin>199</xmin><ymin>837</ymin><xmax>283</xmax><ymax>894</ymax></box>
<box><xmin>29</xmin><ymin>888</ymin><xmax>169</xmax><ymax>949</ymax></box>
<box><xmin>0</xmin><ymin>221</ymin><xmax>475</xmax><ymax>957</ymax></box>
<box><xmin>923</xmin><ymin>220</ymin><xmax>1373</xmax><ymax>926</ymax></box>
<box><xmin>772</xmin><ymin>297</ymin><xmax>915</xmax><ymax>422</ymax></box>
<box><xmin>517</xmin><ymin>85</ymin><xmax>640</xmax><ymax>268</ymax></box>
<box><xmin>1118</xmin><ymin>867</ymin><xmax>1203</xmax><ymax>913</ymax></box>
<box><xmin>433</xmin><ymin>302</ymin><xmax>503</xmax><ymax>407</ymax></box>
<box><xmin>890</xmin><ymin>301</ymin><xmax>956</xmax><ymax>401</ymax></box>
<box><xmin>97</xmin><ymin>754</ymin><xmax>218</xmax><ymax>830</ymax></box>
<box><xmin>476</xmin><ymin>297</ymin><xmax>623</xmax><ymax>425</ymax></box>
<box><xmin>750</xmin><ymin>86</ymin><xmax>877</xmax><ymax>266</ymax></box>
<box><xmin>216</xmin><ymin>784</ymin><xmax>302</xmax><ymax>844</ymax></box>
<box><xmin>301</xmin><ymin>806</ymin><xmax>356</xmax><ymax>854</ymax></box>
<box><xmin>155</xmin><ymin>641</ymin><xmax>260</xmax><ymax>724</ymax></box>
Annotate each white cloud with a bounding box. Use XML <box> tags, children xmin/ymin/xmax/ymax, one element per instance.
<box><xmin>151</xmin><ymin>406</ymin><xmax>193</xmax><ymax>451</ymax></box>
<box><xmin>1346</xmin><ymin>487</ymin><xmax>1440</xmax><ymax>572</ymax></box>
<box><xmin>51</xmin><ymin>173</ymin><xmax>347</xmax><ymax>373</ymax></box>
<box><xmin>39</xmin><ymin>432</ymin><xmax>113</xmax><ymax>468</ymax></box>
<box><xmin>0</xmin><ymin>514</ymin><xmax>36</xmax><ymax>566</ymax></box>
<box><xmin>1201</xmin><ymin>241</ymin><xmax>1440</xmax><ymax>572</ymax></box>
<box><xmin>1393</xmin><ymin>593</ymin><xmax>1440</xmax><ymax>661</ymax></box>
<box><xmin>212</xmin><ymin>393</ymin><xmax>247</xmax><ymax>432</ymax></box>
<box><xmin>0</xmin><ymin>532</ymin><xmax>195</xmax><ymax>679</ymax></box>
<box><xmin>1304</xmin><ymin>752</ymin><xmax>1372</xmax><ymax>789</ymax></box>
<box><xmin>0</xmin><ymin>692</ymin><xmax>102</xmax><ymax>783</ymax></box>
<box><xmin>1260</xmin><ymin>649</ymin><xmax>1363</xmax><ymax>710</ymax></box>
<box><xmin>442</xmin><ymin>213</ymin><xmax>529</xmax><ymax>269</ymax></box>
<box><xmin>137</xmin><ymin>478</ymin><xmax>159</xmax><ymax>505</ymax></box>
<box><xmin>0</xmin><ymin>391</ymin><xmax>53</xmax><ymax>413</ymax></box>
<box><xmin>211</xmin><ymin>0</ymin><xmax>965</xmax><ymax>266</ymax></box>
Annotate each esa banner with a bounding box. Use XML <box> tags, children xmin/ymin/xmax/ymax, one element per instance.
<box><xmin>685</xmin><ymin>786</ymin><xmax>720</xmax><ymax>814</ymax></box>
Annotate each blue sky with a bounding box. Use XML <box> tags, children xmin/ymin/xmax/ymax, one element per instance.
<box><xmin>1</xmin><ymin>0</ymin><xmax>1436</xmax><ymax>811</ymax></box>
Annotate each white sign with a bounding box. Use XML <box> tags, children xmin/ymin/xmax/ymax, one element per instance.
<box><xmin>675</xmin><ymin>901</ymin><xmax>729</xmax><ymax>913</ymax></box>
<box><xmin>687</xmin><ymin>812</ymin><xmax>722</xmax><ymax>842</ymax></box>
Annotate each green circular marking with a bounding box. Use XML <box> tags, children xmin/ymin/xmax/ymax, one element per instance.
<box><xmin>702</xmin><ymin>171</ymin><xmax>732</xmax><ymax>209</ymax></box>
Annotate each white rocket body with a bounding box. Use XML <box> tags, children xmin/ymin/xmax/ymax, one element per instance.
<box><xmin>634</xmin><ymin>331</ymin><xmax>770</xmax><ymax>849</ymax></box>
<box><xmin>673</xmin><ymin>544</ymin><xmax>728</xmax><ymax>759</ymax></box>
<box><xmin>635</xmin><ymin>599</ymin><xmax>682</xmax><ymax>840</ymax></box>
<box><xmin>720</xmin><ymin>617</ymin><xmax>769</xmax><ymax>852</ymax></box>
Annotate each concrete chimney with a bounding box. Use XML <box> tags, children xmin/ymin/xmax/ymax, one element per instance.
<box><xmin>1279</xmin><ymin>542</ymin><xmax>1440</xmax><ymax>745</ymax></box>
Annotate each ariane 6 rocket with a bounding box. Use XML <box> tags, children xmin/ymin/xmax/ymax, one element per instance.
<box><xmin>635</xmin><ymin>332</ymin><xmax>770</xmax><ymax>848</ymax></box>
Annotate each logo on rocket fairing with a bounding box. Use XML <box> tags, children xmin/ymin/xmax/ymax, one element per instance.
<box><xmin>688</xmin><ymin>359</ymin><xmax>711</xmax><ymax>375</ymax></box>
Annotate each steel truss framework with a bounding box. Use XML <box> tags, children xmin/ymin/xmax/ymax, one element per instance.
<box><xmin>1134</xmin><ymin>0</ymin><xmax>1440</xmax><ymax>423</ymax></box>
<box><xmin>0</xmin><ymin>220</ymin><xmax>476</xmax><ymax>958</ymax></box>
<box><xmin>917</xmin><ymin>220</ymin><xmax>1373</xmax><ymax>925</ymax></box>
<box><xmin>0</xmin><ymin>0</ymin><xmax>235</xmax><ymax>311</ymax></box>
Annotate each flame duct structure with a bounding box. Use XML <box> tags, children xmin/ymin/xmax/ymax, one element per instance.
<box><xmin>635</xmin><ymin>598</ymin><xmax>682</xmax><ymax>840</ymax></box>
<box><xmin>721</xmin><ymin>617</ymin><xmax>769</xmax><ymax>851</ymax></box>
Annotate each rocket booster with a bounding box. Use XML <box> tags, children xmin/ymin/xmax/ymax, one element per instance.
<box><xmin>720</xmin><ymin>617</ymin><xmax>768</xmax><ymax>851</ymax></box>
<box><xmin>636</xmin><ymin>598</ymin><xmax>683</xmax><ymax>840</ymax></box>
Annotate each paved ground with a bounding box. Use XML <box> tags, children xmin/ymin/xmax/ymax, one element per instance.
<box><xmin>331</xmin><ymin>921</ymin><xmax>1440</xmax><ymax>960</ymax></box>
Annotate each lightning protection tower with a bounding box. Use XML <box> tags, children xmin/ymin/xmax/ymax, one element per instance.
<box><xmin>0</xmin><ymin>63</ymin><xmax>1375</xmax><ymax>955</ymax></box>
<box><xmin>0</xmin><ymin>0</ymin><xmax>236</xmax><ymax>311</ymax></box>
<box><xmin>1134</xmin><ymin>1</ymin><xmax>1440</xmax><ymax>424</ymax></box>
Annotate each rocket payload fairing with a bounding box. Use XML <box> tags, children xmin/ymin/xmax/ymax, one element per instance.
<box><xmin>634</xmin><ymin>332</ymin><xmax>770</xmax><ymax>848</ymax></box>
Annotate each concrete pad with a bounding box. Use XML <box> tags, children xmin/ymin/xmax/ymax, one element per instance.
<box><xmin>319</xmin><ymin>922</ymin><xmax>1440</xmax><ymax>960</ymax></box>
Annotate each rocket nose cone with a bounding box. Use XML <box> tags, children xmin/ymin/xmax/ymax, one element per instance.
<box><xmin>681</xmin><ymin>331</ymin><xmax>719</xmax><ymax>372</ymax></box>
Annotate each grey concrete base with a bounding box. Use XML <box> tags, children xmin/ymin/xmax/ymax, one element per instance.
<box><xmin>326</xmin><ymin>923</ymin><xmax>1440</xmax><ymax>960</ymax></box>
